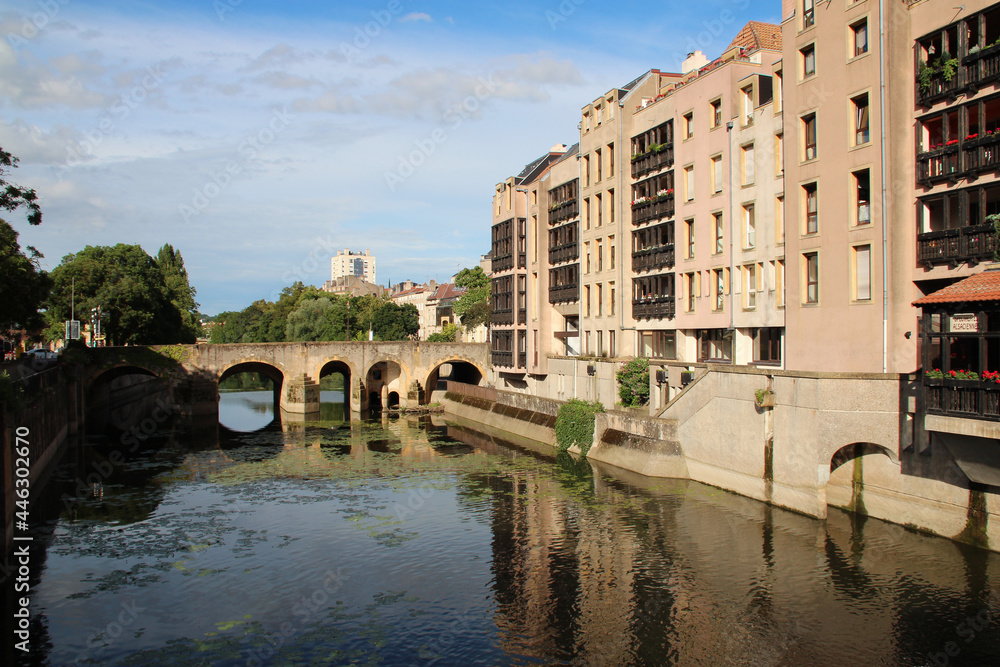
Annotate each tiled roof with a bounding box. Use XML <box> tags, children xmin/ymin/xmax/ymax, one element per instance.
<box><xmin>725</xmin><ymin>21</ymin><xmax>782</xmax><ymax>53</ymax></box>
<box><xmin>913</xmin><ymin>268</ymin><xmax>1000</xmax><ymax>305</ymax></box>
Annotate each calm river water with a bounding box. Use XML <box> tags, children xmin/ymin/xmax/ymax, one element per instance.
<box><xmin>7</xmin><ymin>390</ymin><xmax>1000</xmax><ymax>666</ymax></box>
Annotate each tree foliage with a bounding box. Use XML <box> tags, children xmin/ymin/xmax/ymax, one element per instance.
<box><xmin>0</xmin><ymin>147</ymin><xmax>50</xmax><ymax>337</ymax></box>
<box><xmin>45</xmin><ymin>244</ymin><xmax>198</xmax><ymax>345</ymax></box>
<box><xmin>453</xmin><ymin>266</ymin><xmax>490</xmax><ymax>331</ymax></box>
<box><xmin>554</xmin><ymin>398</ymin><xmax>604</xmax><ymax>457</ymax></box>
<box><xmin>427</xmin><ymin>322</ymin><xmax>458</xmax><ymax>342</ymax></box>
<box><xmin>616</xmin><ymin>357</ymin><xmax>650</xmax><ymax>407</ymax></box>
<box><xmin>211</xmin><ymin>287</ymin><xmax>419</xmax><ymax>343</ymax></box>
<box><xmin>157</xmin><ymin>244</ymin><xmax>201</xmax><ymax>341</ymax></box>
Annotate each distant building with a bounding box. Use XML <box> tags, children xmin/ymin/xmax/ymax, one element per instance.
<box><xmin>331</xmin><ymin>249</ymin><xmax>376</xmax><ymax>284</ymax></box>
<box><xmin>321</xmin><ymin>275</ymin><xmax>385</xmax><ymax>297</ymax></box>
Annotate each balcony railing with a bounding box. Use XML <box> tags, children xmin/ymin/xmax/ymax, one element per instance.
<box><xmin>631</xmin><ymin>244</ymin><xmax>675</xmax><ymax>272</ymax></box>
<box><xmin>518</xmin><ymin>252</ymin><xmax>526</xmax><ymax>269</ymax></box>
<box><xmin>631</xmin><ymin>196</ymin><xmax>675</xmax><ymax>226</ymax></box>
<box><xmin>964</xmin><ymin>44</ymin><xmax>1000</xmax><ymax>91</ymax></box>
<box><xmin>518</xmin><ymin>352</ymin><xmax>527</xmax><ymax>368</ymax></box>
<box><xmin>492</xmin><ymin>350</ymin><xmax>513</xmax><ymax>367</ymax></box>
<box><xmin>493</xmin><ymin>253</ymin><xmax>514</xmax><ymax>272</ymax></box>
<box><xmin>492</xmin><ymin>307</ymin><xmax>514</xmax><ymax>325</ymax></box>
<box><xmin>549</xmin><ymin>242</ymin><xmax>579</xmax><ymax>265</ymax></box>
<box><xmin>916</xmin><ymin>70</ymin><xmax>963</xmax><ymax>107</ymax></box>
<box><xmin>917</xmin><ymin>223</ymin><xmax>999</xmax><ymax>266</ymax></box>
<box><xmin>916</xmin><ymin>145</ymin><xmax>960</xmax><ymax>185</ymax></box>
<box><xmin>549</xmin><ymin>283</ymin><xmax>579</xmax><ymax>304</ymax></box>
<box><xmin>631</xmin><ymin>146</ymin><xmax>674</xmax><ymax>179</ymax></box>
<box><xmin>925</xmin><ymin>378</ymin><xmax>1000</xmax><ymax>422</ymax></box>
<box><xmin>632</xmin><ymin>296</ymin><xmax>676</xmax><ymax>320</ymax></box>
<box><xmin>517</xmin><ymin>307</ymin><xmax>527</xmax><ymax>325</ymax></box>
<box><xmin>549</xmin><ymin>199</ymin><xmax>579</xmax><ymax>225</ymax></box>
<box><xmin>961</xmin><ymin>132</ymin><xmax>1000</xmax><ymax>173</ymax></box>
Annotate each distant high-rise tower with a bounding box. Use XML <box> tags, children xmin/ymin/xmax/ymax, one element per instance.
<box><xmin>331</xmin><ymin>249</ymin><xmax>376</xmax><ymax>284</ymax></box>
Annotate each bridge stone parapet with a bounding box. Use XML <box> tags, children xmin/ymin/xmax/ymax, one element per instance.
<box><xmin>83</xmin><ymin>341</ymin><xmax>489</xmax><ymax>419</ymax></box>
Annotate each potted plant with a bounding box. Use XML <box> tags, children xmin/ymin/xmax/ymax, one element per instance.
<box><xmin>754</xmin><ymin>388</ymin><xmax>775</xmax><ymax>408</ymax></box>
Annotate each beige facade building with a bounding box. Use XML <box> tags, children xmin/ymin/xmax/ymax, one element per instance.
<box><xmin>331</xmin><ymin>248</ymin><xmax>376</xmax><ymax>284</ymax></box>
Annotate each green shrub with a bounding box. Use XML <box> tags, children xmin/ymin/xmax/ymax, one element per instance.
<box><xmin>554</xmin><ymin>398</ymin><xmax>604</xmax><ymax>457</ymax></box>
<box><xmin>0</xmin><ymin>371</ymin><xmax>26</xmax><ymax>413</ymax></box>
<box><xmin>616</xmin><ymin>357</ymin><xmax>650</xmax><ymax>407</ymax></box>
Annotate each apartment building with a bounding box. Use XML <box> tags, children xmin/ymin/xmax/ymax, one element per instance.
<box><xmin>331</xmin><ymin>249</ymin><xmax>376</xmax><ymax>284</ymax></box>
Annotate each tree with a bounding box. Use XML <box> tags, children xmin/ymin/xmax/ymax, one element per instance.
<box><xmin>156</xmin><ymin>244</ymin><xmax>200</xmax><ymax>343</ymax></box>
<box><xmin>46</xmin><ymin>245</ymin><xmax>190</xmax><ymax>345</ymax></box>
<box><xmin>428</xmin><ymin>322</ymin><xmax>458</xmax><ymax>342</ymax></box>
<box><xmin>0</xmin><ymin>148</ymin><xmax>50</xmax><ymax>337</ymax></box>
<box><xmin>616</xmin><ymin>357</ymin><xmax>650</xmax><ymax>407</ymax></box>
<box><xmin>453</xmin><ymin>266</ymin><xmax>490</xmax><ymax>331</ymax></box>
<box><xmin>371</xmin><ymin>302</ymin><xmax>419</xmax><ymax>341</ymax></box>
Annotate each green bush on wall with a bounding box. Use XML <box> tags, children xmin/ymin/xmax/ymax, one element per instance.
<box><xmin>555</xmin><ymin>398</ymin><xmax>605</xmax><ymax>457</ymax></box>
<box><xmin>616</xmin><ymin>357</ymin><xmax>650</xmax><ymax>407</ymax></box>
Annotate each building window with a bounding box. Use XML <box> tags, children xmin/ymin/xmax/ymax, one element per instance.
<box><xmin>584</xmin><ymin>241</ymin><xmax>591</xmax><ymax>273</ymax></box>
<box><xmin>776</xmin><ymin>195</ymin><xmax>784</xmax><ymax>244</ymax></box>
<box><xmin>684</xmin><ymin>166</ymin><xmax>694</xmax><ymax>201</ymax></box>
<box><xmin>742</xmin><ymin>143</ymin><xmax>755</xmax><ymax>185</ymax></box>
<box><xmin>803</xmin><ymin>113</ymin><xmax>817</xmax><ymax>160</ymax></box>
<box><xmin>804</xmin><ymin>182</ymin><xmax>818</xmax><ymax>234</ymax></box>
<box><xmin>609</xmin><ymin>329</ymin><xmax>616</xmax><ymax>357</ymax></box>
<box><xmin>609</xmin><ymin>236</ymin><xmax>616</xmax><ymax>269</ymax></box>
<box><xmin>597</xmin><ymin>238</ymin><xmax>604</xmax><ymax>272</ymax></box>
<box><xmin>804</xmin><ymin>252</ymin><xmax>819</xmax><ymax>303</ymax></box>
<box><xmin>714</xmin><ymin>212</ymin><xmax>724</xmax><ymax>254</ymax></box>
<box><xmin>745</xmin><ymin>263</ymin><xmax>757</xmax><ymax>309</ymax></box>
<box><xmin>854</xmin><ymin>245</ymin><xmax>871</xmax><ymax>301</ymax></box>
<box><xmin>597</xmin><ymin>283</ymin><xmax>603</xmax><ymax>316</ymax></box>
<box><xmin>609</xmin><ymin>188</ymin><xmax>615</xmax><ymax>223</ymax></box>
<box><xmin>714</xmin><ymin>269</ymin><xmax>725</xmax><ymax>311</ymax></box>
<box><xmin>595</xmin><ymin>148</ymin><xmax>602</xmax><ymax>182</ymax></box>
<box><xmin>609</xmin><ymin>282</ymin><xmax>615</xmax><ymax>315</ymax></box>
<box><xmin>584</xmin><ymin>284</ymin><xmax>591</xmax><ymax>316</ymax></box>
<box><xmin>853</xmin><ymin>94</ymin><xmax>870</xmax><ymax>145</ymax></box>
<box><xmin>851</xmin><ymin>19</ymin><xmax>868</xmax><ymax>57</ymax></box>
<box><xmin>639</xmin><ymin>331</ymin><xmax>676</xmax><ymax>359</ymax></box>
<box><xmin>803</xmin><ymin>0</ymin><xmax>814</xmax><ymax>29</ymax></box>
<box><xmin>595</xmin><ymin>192</ymin><xmax>603</xmax><ymax>227</ymax></box>
<box><xmin>699</xmin><ymin>329</ymin><xmax>733</xmax><ymax>362</ymax></box>
<box><xmin>754</xmin><ymin>328</ymin><xmax>782</xmax><ymax>364</ymax></box>
<box><xmin>743</xmin><ymin>203</ymin><xmax>756</xmax><ymax>248</ymax></box>
<box><xmin>608</xmin><ymin>143</ymin><xmax>615</xmax><ymax>177</ymax></box>
<box><xmin>776</xmin><ymin>258</ymin><xmax>785</xmax><ymax>307</ymax></box>
<box><xmin>742</xmin><ymin>85</ymin><xmax>754</xmax><ymax>126</ymax></box>
<box><xmin>801</xmin><ymin>44</ymin><xmax>816</xmax><ymax>78</ymax></box>
<box><xmin>854</xmin><ymin>169</ymin><xmax>871</xmax><ymax>225</ymax></box>
<box><xmin>711</xmin><ymin>98</ymin><xmax>722</xmax><ymax>128</ymax></box>
<box><xmin>683</xmin><ymin>111</ymin><xmax>694</xmax><ymax>139</ymax></box>
<box><xmin>686</xmin><ymin>272</ymin><xmax>696</xmax><ymax>312</ymax></box>
<box><xmin>712</xmin><ymin>155</ymin><xmax>723</xmax><ymax>193</ymax></box>
<box><xmin>775</xmin><ymin>133</ymin><xmax>783</xmax><ymax>175</ymax></box>
<box><xmin>685</xmin><ymin>218</ymin><xmax>695</xmax><ymax>259</ymax></box>
<box><xmin>774</xmin><ymin>69</ymin><xmax>782</xmax><ymax>112</ymax></box>
<box><xmin>583</xmin><ymin>155</ymin><xmax>590</xmax><ymax>186</ymax></box>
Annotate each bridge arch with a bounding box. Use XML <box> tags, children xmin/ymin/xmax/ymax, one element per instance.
<box><xmin>423</xmin><ymin>356</ymin><xmax>485</xmax><ymax>404</ymax></box>
<box><xmin>829</xmin><ymin>442</ymin><xmax>898</xmax><ymax>473</ymax></box>
<box><xmin>86</xmin><ymin>365</ymin><xmax>171</xmax><ymax>436</ymax></box>
<box><xmin>217</xmin><ymin>359</ymin><xmax>287</xmax><ymax>422</ymax></box>
<box><xmin>317</xmin><ymin>357</ymin><xmax>356</xmax><ymax>416</ymax></box>
<box><xmin>364</xmin><ymin>355</ymin><xmax>410</xmax><ymax>412</ymax></box>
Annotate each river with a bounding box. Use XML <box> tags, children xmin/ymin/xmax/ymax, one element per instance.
<box><xmin>6</xmin><ymin>390</ymin><xmax>1000</xmax><ymax>666</ymax></box>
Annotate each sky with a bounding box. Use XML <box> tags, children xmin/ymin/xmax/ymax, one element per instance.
<box><xmin>1</xmin><ymin>0</ymin><xmax>778</xmax><ymax>315</ymax></box>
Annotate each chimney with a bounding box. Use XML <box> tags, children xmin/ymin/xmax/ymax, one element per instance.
<box><xmin>682</xmin><ymin>51</ymin><xmax>709</xmax><ymax>75</ymax></box>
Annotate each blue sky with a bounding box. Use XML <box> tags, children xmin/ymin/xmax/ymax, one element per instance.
<box><xmin>1</xmin><ymin>0</ymin><xmax>776</xmax><ymax>314</ymax></box>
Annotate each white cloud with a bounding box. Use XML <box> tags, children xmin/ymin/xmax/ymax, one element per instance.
<box><xmin>400</xmin><ymin>13</ymin><xmax>433</xmax><ymax>23</ymax></box>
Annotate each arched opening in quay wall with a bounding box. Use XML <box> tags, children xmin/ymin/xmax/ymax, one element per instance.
<box><xmin>423</xmin><ymin>359</ymin><xmax>484</xmax><ymax>404</ymax></box>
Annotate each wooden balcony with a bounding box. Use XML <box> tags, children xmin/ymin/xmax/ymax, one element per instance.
<box><xmin>917</xmin><ymin>223</ymin><xmax>999</xmax><ymax>267</ymax></box>
<box><xmin>492</xmin><ymin>307</ymin><xmax>514</xmax><ymax>325</ymax></box>
<box><xmin>916</xmin><ymin>70</ymin><xmax>963</xmax><ymax>107</ymax></box>
<box><xmin>632</xmin><ymin>297</ymin><xmax>676</xmax><ymax>320</ymax></box>
<box><xmin>963</xmin><ymin>45</ymin><xmax>1000</xmax><ymax>92</ymax></box>
<box><xmin>631</xmin><ymin>196</ymin><xmax>675</xmax><ymax>226</ymax></box>
<box><xmin>961</xmin><ymin>132</ymin><xmax>1000</xmax><ymax>174</ymax></box>
<box><xmin>549</xmin><ymin>199</ymin><xmax>579</xmax><ymax>225</ymax></box>
<box><xmin>492</xmin><ymin>252</ymin><xmax>514</xmax><ymax>272</ymax></box>
<box><xmin>631</xmin><ymin>146</ymin><xmax>674</xmax><ymax>179</ymax></box>
<box><xmin>549</xmin><ymin>283</ymin><xmax>579</xmax><ymax>304</ymax></box>
<box><xmin>492</xmin><ymin>350</ymin><xmax>513</xmax><ymax>367</ymax></box>
<box><xmin>925</xmin><ymin>378</ymin><xmax>1000</xmax><ymax>422</ymax></box>
<box><xmin>917</xmin><ymin>145</ymin><xmax>961</xmax><ymax>185</ymax></box>
<box><xmin>631</xmin><ymin>245</ymin><xmax>675</xmax><ymax>272</ymax></box>
<box><xmin>518</xmin><ymin>352</ymin><xmax>527</xmax><ymax>368</ymax></box>
<box><xmin>549</xmin><ymin>242</ymin><xmax>579</xmax><ymax>265</ymax></box>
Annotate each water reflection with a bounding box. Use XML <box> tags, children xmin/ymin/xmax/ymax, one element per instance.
<box><xmin>7</xmin><ymin>404</ymin><xmax>1000</xmax><ymax>667</ymax></box>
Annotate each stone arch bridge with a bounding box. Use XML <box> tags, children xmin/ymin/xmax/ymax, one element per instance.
<box><xmin>84</xmin><ymin>342</ymin><xmax>489</xmax><ymax>418</ymax></box>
